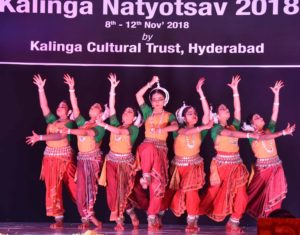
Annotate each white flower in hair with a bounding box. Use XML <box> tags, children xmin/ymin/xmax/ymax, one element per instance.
<box><xmin>149</xmin><ymin>82</ymin><xmax>170</xmax><ymax>106</ymax></box>
<box><xmin>101</xmin><ymin>104</ymin><xmax>110</xmax><ymax>121</ymax></box>
<box><xmin>242</xmin><ymin>122</ymin><xmax>255</xmax><ymax>132</ymax></box>
<box><xmin>210</xmin><ymin>106</ymin><xmax>219</xmax><ymax>124</ymax></box>
<box><xmin>133</xmin><ymin>111</ymin><xmax>143</xmax><ymax>127</ymax></box>
<box><xmin>176</xmin><ymin>101</ymin><xmax>188</xmax><ymax>124</ymax></box>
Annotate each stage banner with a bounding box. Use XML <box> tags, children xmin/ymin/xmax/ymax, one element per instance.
<box><xmin>1</xmin><ymin>0</ymin><xmax>300</xmax><ymax>66</ymax></box>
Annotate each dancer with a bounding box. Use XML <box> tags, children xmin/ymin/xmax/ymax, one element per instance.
<box><xmin>244</xmin><ymin>80</ymin><xmax>296</xmax><ymax>218</ymax></box>
<box><xmin>97</xmin><ymin>73</ymin><xmax>144</xmax><ymax>231</ymax></box>
<box><xmin>26</xmin><ymin>74</ymin><xmax>77</xmax><ymax>229</ymax></box>
<box><xmin>199</xmin><ymin>75</ymin><xmax>258</xmax><ymax>233</ymax></box>
<box><xmin>63</xmin><ymin>74</ymin><xmax>104</xmax><ymax>229</ymax></box>
<box><xmin>169</xmin><ymin>78</ymin><xmax>213</xmax><ymax>233</ymax></box>
<box><xmin>136</xmin><ymin>76</ymin><xmax>178</xmax><ymax>231</ymax></box>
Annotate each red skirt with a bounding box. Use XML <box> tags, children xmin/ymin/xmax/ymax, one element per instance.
<box><xmin>169</xmin><ymin>156</ymin><xmax>205</xmax><ymax>216</ymax></box>
<box><xmin>40</xmin><ymin>146</ymin><xmax>76</xmax><ymax>217</ymax></box>
<box><xmin>105</xmin><ymin>152</ymin><xmax>137</xmax><ymax>221</ymax></box>
<box><xmin>200</xmin><ymin>156</ymin><xmax>249</xmax><ymax>222</ymax></box>
<box><xmin>247</xmin><ymin>157</ymin><xmax>287</xmax><ymax>218</ymax></box>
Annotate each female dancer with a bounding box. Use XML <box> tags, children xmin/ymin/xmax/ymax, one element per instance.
<box><xmin>136</xmin><ymin>76</ymin><xmax>178</xmax><ymax>231</ymax></box>
<box><xmin>63</xmin><ymin>74</ymin><xmax>104</xmax><ymax>229</ymax></box>
<box><xmin>200</xmin><ymin>75</ymin><xmax>258</xmax><ymax>233</ymax></box>
<box><xmin>26</xmin><ymin>74</ymin><xmax>77</xmax><ymax>228</ymax></box>
<box><xmin>97</xmin><ymin>73</ymin><xmax>143</xmax><ymax>231</ymax></box>
<box><xmin>245</xmin><ymin>80</ymin><xmax>296</xmax><ymax>218</ymax></box>
<box><xmin>169</xmin><ymin>78</ymin><xmax>213</xmax><ymax>233</ymax></box>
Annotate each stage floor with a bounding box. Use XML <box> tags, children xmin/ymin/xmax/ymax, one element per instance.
<box><xmin>0</xmin><ymin>222</ymin><xmax>257</xmax><ymax>235</ymax></box>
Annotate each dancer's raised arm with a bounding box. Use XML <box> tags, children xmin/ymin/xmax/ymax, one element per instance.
<box><xmin>64</xmin><ymin>74</ymin><xmax>80</xmax><ymax>119</ymax></box>
<box><xmin>108</xmin><ymin>73</ymin><xmax>120</xmax><ymax>117</ymax></box>
<box><xmin>33</xmin><ymin>74</ymin><xmax>50</xmax><ymax>116</ymax></box>
<box><xmin>227</xmin><ymin>75</ymin><xmax>241</xmax><ymax>121</ymax></box>
<box><xmin>196</xmin><ymin>77</ymin><xmax>210</xmax><ymax>124</ymax></box>
<box><xmin>136</xmin><ymin>75</ymin><xmax>159</xmax><ymax>106</ymax></box>
<box><xmin>270</xmin><ymin>80</ymin><xmax>284</xmax><ymax>122</ymax></box>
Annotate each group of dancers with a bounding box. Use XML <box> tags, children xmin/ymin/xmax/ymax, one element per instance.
<box><xmin>26</xmin><ymin>73</ymin><xmax>296</xmax><ymax>233</ymax></box>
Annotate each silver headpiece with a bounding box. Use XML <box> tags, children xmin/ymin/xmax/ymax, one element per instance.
<box><xmin>133</xmin><ymin>111</ymin><xmax>143</xmax><ymax>127</ymax></box>
<box><xmin>149</xmin><ymin>82</ymin><xmax>170</xmax><ymax>106</ymax></box>
<box><xmin>175</xmin><ymin>101</ymin><xmax>190</xmax><ymax>124</ymax></box>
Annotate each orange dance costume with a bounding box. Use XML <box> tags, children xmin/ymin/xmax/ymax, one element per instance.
<box><xmin>137</xmin><ymin>104</ymin><xmax>176</xmax><ymax>216</ymax></box>
<box><xmin>75</xmin><ymin>115</ymin><xmax>105</xmax><ymax>223</ymax></box>
<box><xmin>247</xmin><ymin>121</ymin><xmax>287</xmax><ymax>218</ymax></box>
<box><xmin>40</xmin><ymin>113</ymin><xmax>77</xmax><ymax>219</ymax></box>
<box><xmin>99</xmin><ymin>115</ymin><xmax>143</xmax><ymax>226</ymax></box>
<box><xmin>169</xmin><ymin>130</ymin><xmax>208</xmax><ymax>229</ymax></box>
<box><xmin>200</xmin><ymin>119</ymin><xmax>249</xmax><ymax>223</ymax></box>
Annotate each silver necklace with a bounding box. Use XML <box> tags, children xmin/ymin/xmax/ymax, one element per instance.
<box><xmin>114</xmin><ymin>134</ymin><xmax>122</xmax><ymax>142</ymax></box>
<box><xmin>79</xmin><ymin>121</ymin><xmax>92</xmax><ymax>142</ymax></box>
<box><xmin>150</xmin><ymin>110</ymin><xmax>164</xmax><ymax>133</ymax></box>
<box><xmin>262</xmin><ymin>140</ymin><xmax>274</xmax><ymax>153</ymax></box>
<box><xmin>185</xmin><ymin>134</ymin><xmax>195</xmax><ymax>149</ymax></box>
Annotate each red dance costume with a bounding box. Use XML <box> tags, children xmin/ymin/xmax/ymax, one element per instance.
<box><xmin>136</xmin><ymin>104</ymin><xmax>176</xmax><ymax>229</ymax></box>
<box><xmin>169</xmin><ymin>129</ymin><xmax>208</xmax><ymax>231</ymax></box>
<box><xmin>247</xmin><ymin>121</ymin><xmax>287</xmax><ymax>218</ymax></box>
<box><xmin>99</xmin><ymin>115</ymin><xmax>147</xmax><ymax>229</ymax></box>
<box><xmin>41</xmin><ymin>113</ymin><xmax>77</xmax><ymax>219</ymax></box>
<box><xmin>200</xmin><ymin>119</ymin><xmax>249</xmax><ymax>225</ymax></box>
<box><xmin>75</xmin><ymin>115</ymin><xmax>105</xmax><ymax>223</ymax></box>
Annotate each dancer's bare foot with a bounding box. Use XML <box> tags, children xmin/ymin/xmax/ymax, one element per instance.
<box><xmin>226</xmin><ymin>221</ymin><xmax>244</xmax><ymax>233</ymax></box>
<box><xmin>139</xmin><ymin>177</ymin><xmax>149</xmax><ymax>189</ymax></box>
<box><xmin>131</xmin><ymin>215</ymin><xmax>139</xmax><ymax>230</ymax></box>
<box><xmin>78</xmin><ymin>221</ymin><xmax>90</xmax><ymax>229</ymax></box>
<box><xmin>90</xmin><ymin>216</ymin><xmax>102</xmax><ymax>229</ymax></box>
<box><xmin>50</xmin><ymin>221</ymin><xmax>63</xmax><ymax>229</ymax></box>
<box><xmin>185</xmin><ymin>224</ymin><xmax>200</xmax><ymax>233</ymax></box>
<box><xmin>148</xmin><ymin>223</ymin><xmax>159</xmax><ymax>232</ymax></box>
<box><xmin>114</xmin><ymin>223</ymin><xmax>125</xmax><ymax>231</ymax></box>
<box><xmin>148</xmin><ymin>217</ymin><xmax>159</xmax><ymax>232</ymax></box>
<box><xmin>157</xmin><ymin>215</ymin><xmax>163</xmax><ymax>229</ymax></box>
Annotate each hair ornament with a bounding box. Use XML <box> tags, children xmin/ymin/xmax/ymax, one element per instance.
<box><xmin>149</xmin><ymin>82</ymin><xmax>170</xmax><ymax>106</ymax></box>
<box><xmin>241</xmin><ymin>122</ymin><xmax>255</xmax><ymax>132</ymax></box>
<box><xmin>210</xmin><ymin>106</ymin><xmax>219</xmax><ymax>124</ymax></box>
<box><xmin>175</xmin><ymin>101</ymin><xmax>189</xmax><ymax>124</ymax></box>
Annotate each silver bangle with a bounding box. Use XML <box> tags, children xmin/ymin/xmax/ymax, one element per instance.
<box><xmin>39</xmin><ymin>135</ymin><xmax>43</xmax><ymax>141</ymax></box>
<box><xmin>282</xmin><ymin>130</ymin><xmax>286</xmax><ymax>136</ymax></box>
<box><xmin>273</xmin><ymin>102</ymin><xmax>280</xmax><ymax>106</ymax></box>
<box><xmin>67</xmin><ymin>129</ymin><xmax>71</xmax><ymax>135</ymax></box>
<box><xmin>69</xmin><ymin>89</ymin><xmax>75</xmax><ymax>93</ymax></box>
<box><xmin>200</xmin><ymin>96</ymin><xmax>206</xmax><ymax>101</ymax></box>
<box><xmin>233</xmin><ymin>93</ymin><xmax>239</xmax><ymax>97</ymax></box>
<box><xmin>246</xmin><ymin>133</ymin><xmax>250</xmax><ymax>139</ymax></box>
<box><xmin>104</xmin><ymin>124</ymin><xmax>108</xmax><ymax>130</ymax></box>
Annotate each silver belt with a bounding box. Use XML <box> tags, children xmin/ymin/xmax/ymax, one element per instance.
<box><xmin>77</xmin><ymin>149</ymin><xmax>102</xmax><ymax>161</ymax></box>
<box><xmin>172</xmin><ymin>155</ymin><xmax>203</xmax><ymax>167</ymax></box>
<box><xmin>106</xmin><ymin>151</ymin><xmax>135</xmax><ymax>164</ymax></box>
<box><xmin>143</xmin><ymin>138</ymin><xmax>167</xmax><ymax>149</ymax></box>
<box><xmin>44</xmin><ymin>145</ymin><xmax>73</xmax><ymax>158</ymax></box>
<box><xmin>215</xmin><ymin>153</ymin><xmax>242</xmax><ymax>165</ymax></box>
<box><xmin>256</xmin><ymin>156</ymin><xmax>281</xmax><ymax>168</ymax></box>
